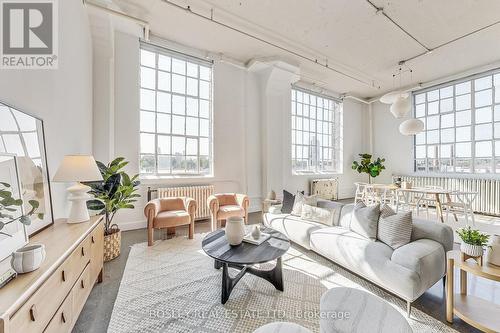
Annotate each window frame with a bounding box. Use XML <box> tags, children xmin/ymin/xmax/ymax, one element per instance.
<box><xmin>412</xmin><ymin>68</ymin><xmax>500</xmax><ymax>174</ymax></box>
<box><xmin>291</xmin><ymin>86</ymin><xmax>343</xmax><ymax>175</ymax></box>
<box><xmin>139</xmin><ymin>43</ymin><xmax>214</xmax><ymax>177</ymax></box>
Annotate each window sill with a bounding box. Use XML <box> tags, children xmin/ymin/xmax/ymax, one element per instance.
<box><xmin>139</xmin><ymin>174</ymin><xmax>215</xmax><ymax>185</ymax></box>
<box><xmin>292</xmin><ymin>171</ymin><xmax>343</xmax><ymax>177</ymax></box>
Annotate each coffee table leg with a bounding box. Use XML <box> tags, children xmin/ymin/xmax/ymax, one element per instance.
<box><xmin>214</xmin><ymin>259</ymin><xmax>222</xmax><ymax>269</ymax></box>
<box><xmin>221</xmin><ymin>263</ymin><xmax>248</xmax><ymax>304</ymax></box>
<box><xmin>247</xmin><ymin>256</ymin><xmax>284</xmax><ymax>291</ymax></box>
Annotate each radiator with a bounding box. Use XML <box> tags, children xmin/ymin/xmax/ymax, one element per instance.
<box><xmin>398</xmin><ymin>175</ymin><xmax>500</xmax><ymax>216</ymax></box>
<box><xmin>310</xmin><ymin>178</ymin><xmax>339</xmax><ymax>200</ymax></box>
<box><xmin>149</xmin><ymin>185</ymin><xmax>215</xmax><ymax>220</ymax></box>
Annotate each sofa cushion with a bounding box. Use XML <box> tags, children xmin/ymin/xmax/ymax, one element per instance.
<box><xmin>291</xmin><ymin>192</ymin><xmax>318</xmax><ymax>216</ymax></box>
<box><xmin>154</xmin><ymin>210</ymin><xmax>190</xmax><ymax>227</ymax></box>
<box><xmin>349</xmin><ymin>202</ymin><xmax>380</xmax><ymax>240</ymax></box>
<box><xmin>300</xmin><ymin>204</ymin><xmax>335</xmax><ymax>226</ymax></box>
<box><xmin>377</xmin><ymin>205</ymin><xmax>413</xmax><ymax>249</ymax></box>
<box><xmin>263</xmin><ymin>213</ymin><xmax>326</xmax><ymax>249</ymax></box>
<box><xmin>411</xmin><ymin>218</ymin><xmax>454</xmax><ymax>252</ymax></box>
<box><xmin>338</xmin><ymin>203</ymin><xmax>354</xmax><ymax>228</ymax></box>
<box><xmin>391</xmin><ymin>239</ymin><xmax>446</xmax><ymax>289</ymax></box>
<box><xmin>316</xmin><ymin>200</ymin><xmax>344</xmax><ymax>226</ymax></box>
<box><xmin>282</xmin><ymin>190</ymin><xmax>300</xmax><ymax>214</ymax></box>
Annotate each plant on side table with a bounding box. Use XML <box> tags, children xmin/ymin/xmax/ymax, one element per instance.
<box><xmin>85</xmin><ymin>157</ymin><xmax>140</xmax><ymax>262</ymax></box>
<box><xmin>351</xmin><ymin>153</ymin><xmax>386</xmax><ymax>184</ymax></box>
<box><xmin>457</xmin><ymin>226</ymin><xmax>490</xmax><ymax>261</ymax></box>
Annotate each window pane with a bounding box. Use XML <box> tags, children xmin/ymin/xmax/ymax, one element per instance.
<box><xmin>415</xmin><ymin>132</ymin><xmax>425</xmax><ymax>144</ymax></box>
<box><xmin>157</xmin><ymin>135</ymin><xmax>171</xmax><ymax>154</ymax></box>
<box><xmin>455</xmin><ymin>159</ymin><xmax>472</xmax><ymax>173</ymax></box>
<box><xmin>158</xmin><ymin>55</ymin><xmax>170</xmax><ymax>71</ymax></box>
<box><xmin>186</xmin><ymin>98</ymin><xmax>198</xmax><ymax>117</ymax></box>
<box><xmin>441</xmin><ymin>113</ymin><xmax>454</xmax><ymax>128</ymax></box>
<box><xmin>200</xmin><ymin>138</ymin><xmax>209</xmax><ymax>155</ymax></box>
<box><xmin>455</xmin><ymin>94</ymin><xmax>471</xmax><ymax>110</ymax></box>
<box><xmin>158</xmin><ymin>155</ymin><xmax>171</xmax><ymax>173</ymax></box>
<box><xmin>415</xmin><ymin>104</ymin><xmax>425</xmax><ymax>117</ymax></box>
<box><xmin>172</xmin><ymin>58</ymin><xmax>186</xmax><ymax>75</ymax></box>
<box><xmin>172</xmin><ymin>136</ymin><xmax>185</xmax><ymax>155</ymax></box>
<box><xmin>475</xmin><ymin>158</ymin><xmax>492</xmax><ymax>173</ymax></box>
<box><xmin>415</xmin><ymin>159</ymin><xmax>426</xmax><ymax>172</ymax></box>
<box><xmin>140</xmin><ymin>50</ymin><xmax>155</xmax><ymax>67</ymax></box>
<box><xmin>456</xmin><ymin>142</ymin><xmax>471</xmax><ymax>157</ymax></box>
<box><xmin>200</xmin><ymin>66</ymin><xmax>211</xmax><ymax>81</ymax></box>
<box><xmin>440</xmin><ymin>98</ymin><xmax>453</xmax><ymax>113</ymax></box>
<box><xmin>200</xmin><ymin>81</ymin><xmax>210</xmax><ymax>99</ymax></box>
<box><xmin>456</xmin><ymin>110</ymin><xmax>471</xmax><ymax>126</ymax></box>
<box><xmin>441</xmin><ymin>128</ymin><xmax>454</xmax><ymax>143</ymax></box>
<box><xmin>140</xmin><ymin>155</ymin><xmax>155</xmax><ymax>173</ymax></box>
<box><xmin>3</xmin><ymin>134</ymin><xmax>24</xmax><ymax>156</ymax></box>
<box><xmin>415</xmin><ymin>145</ymin><xmax>426</xmax><ymax>158</ymax></box>
<box><xmin>495</xmin><ymin>105</ymin><xmax>500</xmax><ymax>122</ymax></box>
<box><xmin>186</xmin><ymin>156</ymin><xmax>198</xmax><ymax>173</ymax></box>
<box><xmin>456</xmin><ymin>126</ymin><xmax>471</xmax><ymax>142</ymax></box>
<box><xmin>186</xmin><ymin>138</ymin><xmax>197</xmax><ymax>155</ymax></box>
<box><xmin>172</xmin><ymin>116</ymin><xmax>185</xmax><ymax>135</ymax></box>
<box><xmin>428</xmin><ymin>101</ymin><xmax>439</xmax><ymax>115</ymax></box>
<box><xmin>141</xmin><ymin>67</ymin><xmax>155</xmax><ymax>89</ymax></box>
<box><xmin>440</xmin><ymin>144</ymin><xmax>453</xmax><ymax>158</ymax></box>
<box><xmin>475</xmin><ymin>76</ymin><xmax>492</xmax><ymax>90</ymax></box>
<box><xmin>427</xmin><ymin>90</ymin><xmax>439</xmax><ymax>101</ymax></box>
<box><xmin>415</xmin><ymin>93</ymin><xmax>426</xmax><ymax>104</ymax></box>
<box><xmin>427</xmin><ymin>115</ymin><xmax>439</xmax><ymax>129</ymax></box>
<box><xmin>475</xmin><ymin>124</ymin><xmax>492</xmax><ymax>140</ymax></box>
<box><xmin>496</xmin><ymin>140</ymin><xmax>500</xmax><ymax>156</ymax></box>
<box><xmin>186</xmin><ymin>117</ymin><xmax>198</xmax><ymax>136</ymax></box>
<box><xmin>476</xmin><ymin>141</ymin><xmax>492</xmax><ymax>157</ymax></box>
<box><xmin>158</xmin><ymin>71</ymin><xmax>171</xmax><ymax>91</ymax></box>
<box><xmin>475</xmin><ymin>106</ymin><xmax>492</xmax><ymax>123</ymax></box>
<box><xmin>186</xmin><ymin>63</ymin><xmax>198</xmax><ymax>77</ymax></box>
<box><xmin>427</xmin><ymin>145</ymin><xmax>438</xmax><ymax>158</ymax></box>
<box><xmin>156</xmin><ymin>92</ymin><xmax>171</xmax><ymax>113</ymax></box>
<box><xmin>427</xmin><ymin>130</ymin><xmax>439</xmax><ymax>144</ymax></box>
<box><xmin>495</xmin><ymin>123</ymin><xmax>500</xmax><ymax>139</ymax></box>
<box><xmin>140</xmin><ymin>89</ymin><xmax>155</xmax><ymax>111</ymax></box>
<box><xmin>140</xmin><ymin>111</ymin><xmax>155</xmax><ymax>132</ymax></box>
<box><xmin>172</xmin><ymin>74</ymin><xmax>185</xmax><ymax>94</ymax></box>
<box><xmin>440</xmin><ymin>86</ymin><xmax>453</xmax><ymax>99</ymax></box>
<box><xmin>186</xmin><ymin>78</ymin><xmax>198</xmax><ymax>96</ymax></box>
<box><xmin>455</xmin><ymin>81</ymin><xmax>471</xmax><ymax>95</ymax></box>
<box><xmin>172</xmin><ymin>95</ymin><xmax>185</xmax><ymax>115</ymax></box>
<box><xmin>200</xmin><ymin>119</ymin><xmax>209</xmax><ymax>137</ymax></box>
<box><xmin>140</xmin><ymin>133</ymin><xmax>155</xmax><ymax>154</ymax></box>
<box><xmin>440</xmin><ymin>159</ymin><xmax>454</xmax><ymax>173</ymax></box>
<box><xmin>157</xmin><ymin>113</ymin><xmax>171</xmax><ymax>134</ymax></box>
<box><xmin>475</xmin><ymin>89</ymin><xmax>492</xmax><ymax>107</ymax></box>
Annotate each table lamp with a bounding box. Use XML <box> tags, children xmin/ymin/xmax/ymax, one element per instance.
<box><xmin>53</xmin><ymin>155</ymin><xmax>103</xmax><ymax>223</ymax></box>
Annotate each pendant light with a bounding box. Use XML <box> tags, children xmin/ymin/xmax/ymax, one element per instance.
<box><xmin>380</xmin><ymin>62</ymin><xmax>413</xmax><ymax>119</ymax></box>
<box><xmin>399</xmin><ymin>118</ymin><xmax>424</xmax><ymax>136</ymax></box>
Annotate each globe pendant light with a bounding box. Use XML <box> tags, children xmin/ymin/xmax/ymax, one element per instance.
<box><xmin>390</xmin><ymin>95</ymin><xmax>411</xmax><ymax>118</ymax></box>
<box><xmin>399</xmin><ymin>118</ymin><xmax>424</xmax><ymax>136</ymax></box>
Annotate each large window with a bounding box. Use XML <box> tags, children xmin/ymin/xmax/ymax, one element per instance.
<box><xmin>413</xmin><ymin>69</ymin><xmax>500</xmax><ymax>173</ymax></box>
<box><xmin>291</xmin><ymin>87</ymin><xmax>342</xmax><ymax>174</ymax></box>
<box><xmin>139</xmin><ymin>44</ymin><xmax>213</xmax><ymax>176</ymax></box>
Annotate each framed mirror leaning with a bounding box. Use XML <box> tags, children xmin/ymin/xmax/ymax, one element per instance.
<box><xmin>0</xmin><ymin>101</ymin><xmax>54</xmax><ymax>235</ymax></box>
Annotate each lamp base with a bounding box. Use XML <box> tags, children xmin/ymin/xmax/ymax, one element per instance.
<box><xmin>66</xmin><ymin>182</ymin><xmax>91</xmax><ymax>224</ymax></box>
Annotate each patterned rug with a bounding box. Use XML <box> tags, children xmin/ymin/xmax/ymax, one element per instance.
<box><xmin>108</xmin><ymin>234</ymin><xmax>457</xmax><ymax>333</ymax></box>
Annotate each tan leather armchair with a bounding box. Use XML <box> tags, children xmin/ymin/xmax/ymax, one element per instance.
<box><xmin>144</xmin><ymin>197</ymin><xmax>196</xmax><ymax>246</ymax></box>
<box><xmin>207</xmin><ymin>193</ymin><xmax>249</xmax><ymax>231</ymax></box>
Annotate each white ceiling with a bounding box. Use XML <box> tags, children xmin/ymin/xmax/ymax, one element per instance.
<box><xmin>101</xmin><ymin>0</ymin><xmax>500</xmax><ymax>98</ymax></box>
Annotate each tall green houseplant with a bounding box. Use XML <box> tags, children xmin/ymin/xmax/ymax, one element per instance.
<box><xmin>85</xmin><ymin>157</ymin><xmax>140</xmax><ymax>235</ymax></box>
<box><xmin>351</xmin><ymin>153</ymin><xmax>386</xmax><ymax>184</ymax></box>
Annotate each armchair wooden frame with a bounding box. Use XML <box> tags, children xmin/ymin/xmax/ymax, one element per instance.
<box><xmin>207</xmin><ymin>193</ymin><xmax>249</xmax><ymax>231</ymax></box>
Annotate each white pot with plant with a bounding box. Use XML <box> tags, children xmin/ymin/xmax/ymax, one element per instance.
<box><xmin>456</xmin><ymin>226</ymin><xmax>490</xmax><ymax>258</ymax></box>
<box><xmin>85</xmin><ymin>157</ymin><xmax>140</xmax><ymax>262</ymax></box>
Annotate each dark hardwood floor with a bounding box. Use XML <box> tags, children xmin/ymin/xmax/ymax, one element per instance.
<box><xmin>74</xmin><ymin>211</ymin><xmax>496</xmax><ymax>333</ymax></box>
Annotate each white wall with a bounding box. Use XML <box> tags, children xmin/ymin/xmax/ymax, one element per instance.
<box><xmin>0</xmin><ymin>0</ymin><xmax>93</xmax><ymax>218</ymax></box>
<box><xmin>371</xmin><ymin>101</ymin><xmax>413</xmax><ymax>183</ymax></box>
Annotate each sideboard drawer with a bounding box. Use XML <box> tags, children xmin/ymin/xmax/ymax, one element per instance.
<box><xmin>43</xmin><ymin>291</ymin><xmax>73</xmax><ymax>333</ymax></box>
<box><xmin>72</xmin><ymin>264</ymin><xmax>91</xmax><ymax>324</ymax></box>
<box><xmin>9</xmin><ymin>236</ymin><xmax>91</xmax><ymax>332</ymax></box>
<box><xmin>89</xmin><ymin>222</ymin><xmax>104</xmax><ymax>283</ymax></box>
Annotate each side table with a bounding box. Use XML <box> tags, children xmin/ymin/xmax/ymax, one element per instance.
<box><xmin>261</xmin><ymin>199</ymin><xmax>281</xmax><ymax>214</ymax></box>
<box><xmin>446</xmin><ymin>250</ymin><xmax>500</xmax><ymax>333</ymax></box>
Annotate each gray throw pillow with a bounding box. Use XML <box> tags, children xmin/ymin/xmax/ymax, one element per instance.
<box><xmin>349</xmin><ymin>202</ymin><xmax>380</xmax><ymax>240</ymax></box>
<box><xmin>377</xmin><ymin>204</ymin><xmax>413</xmax><ymax>249</ymax></box>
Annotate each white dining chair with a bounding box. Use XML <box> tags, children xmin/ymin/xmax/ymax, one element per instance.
<box><xmin>442</xmin><ymin>191</ymin><xmax>478</xmax><ymax>226</ymax></box>
<box><xmin>354</xmin><ymin>182</ymin><xmax>369</xmax><ymax>204</ymax></box>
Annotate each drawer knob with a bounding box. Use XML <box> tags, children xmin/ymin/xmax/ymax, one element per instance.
<box><xmin>81</xmin><ymin>247</ymin><xmax>86</xmax><ymax>256</ymax></box>
<box><xmin>62</xmin><ymin>270</ymin><xmax>66</xmax><ymax>282</ymax></box>
<box><xmin>29</xmin><ymin>305</ymin><xmax>37</xmax><ymax>321</ymax></box>
<box><xmin>81</xmin><ymin>279</ymin><xmax>85</xmax><ymax>289</ymax></box>
<box><xmin>91</xmin><ymin>235</ymin><xmax>95</xmax><ymax>244</ymax></box>
<box><xmin>61</xmin><ymin>311</ymin><xmax>66</xmax><ymax>323</ymax></box>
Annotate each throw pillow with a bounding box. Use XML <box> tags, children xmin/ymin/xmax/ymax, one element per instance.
<box><xmin>301</xmin><ymin>204</ymin><xmax>335</xmax><ymax>226</ymax></box>
<box><xmin>291</xmin><ymin>192</ymin><xmax>318</xmax><ymax>216</ymax></box>
<box><xmin>377</xmin><ymin>204</ymin><xmax>413</xmax><ymax>249</ymax></box>
<box><xmin>282</xmin><ymin>190</ymin><xmax>303</xmax><ymax>214</ymax></box>
<box><xmin>349</xmin><ymin>201</ymin><xmax>380</xmax><ymax>240</ymax></box>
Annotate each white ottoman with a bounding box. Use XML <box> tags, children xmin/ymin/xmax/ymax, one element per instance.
<box><xmin>320</xmin><ymin>287</ymin><xmax>412</xmax><ymax>333</ymax></box>
<box><xmin>253</xmin><ymin>322</ymin><xmax>312</xmax><ymax>333</ymax></box>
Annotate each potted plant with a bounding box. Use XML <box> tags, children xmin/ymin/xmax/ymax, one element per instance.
<box><xmin>85</xmin><ymin>157</ymin><xmax>140</xmax><ymax>262</ymax></box>
<box><xmin>351</xmin><ymin>153</ymin><xmax>386</xmax><ymax>184</ymax></box>
<box><xmin>457</xmin><ymin>226</ymin><xmax>490</xmax><ymax>258</ymax></box>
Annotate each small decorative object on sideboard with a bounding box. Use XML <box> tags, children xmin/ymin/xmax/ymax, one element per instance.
<box><xmin>457</xmin><ymin>226</ymin><xmax>490</xmax><ymax>265</ymax></box>
<box><xmin>225</xmin><ymin>216</ymin><xmax>245</xmax><ymax>246</ymax></box>
<box><xmin>266</xmin><ymin>190</ymin><xmax>276</xmax><ymax>200</ymax></box>
<box><xmin>486</xmin><ymin>234</ymin><xmax>500</xmax><ymax>266</ymax></box>
<box><xmin>85</xmin><ymin>157</ymin><xmax>140</xmax><ymax>262</ymax></box>
<box><xmin>10</xmin><ymin>244</ymin><xmax>46</xmax><ymax>273</ymax></box>
<box><xmin>251</xmin><ymin>225</ymin><xmax>261</xmax><ymax>240</ymax></box>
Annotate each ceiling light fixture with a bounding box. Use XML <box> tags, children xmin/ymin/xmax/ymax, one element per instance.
<box><xmin>380</xmin><ymin>62</ymin><xmax>413</xmax><ymax>118</ymax></box>
<box><xmin>399</xmin><ymin>118</ymin><xmax>424</xmax><ymax>136</ymax></box>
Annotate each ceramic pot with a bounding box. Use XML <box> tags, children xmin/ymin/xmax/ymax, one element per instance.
<box><xmin>11</xmin><ymin>244</ymin><xmax>46</xmax><ymax>274</ymax></box>
<box><xmin>225</xmin><ymin>216</ymin><xmax>245</xmax><ymax>246</ymax></box>
<box><xmin>460</xmin><ymin>242</ymin><xmax>484</xmax><ymax>258</ymax></box>
<box><xmin>486</xmin><ymin>234</ymin><xmax>500</xmax><ymax>266</ymax></box>
<box><xmin>266</xmin><ymin>190</ymin><xmax>276</xmax><ymax>200</ymax></box>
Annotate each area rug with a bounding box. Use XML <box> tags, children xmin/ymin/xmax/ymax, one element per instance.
<box><xmin>108</xmin><ymin>234</ymin><xmax>457</xmax><ymax>333</ymax></box>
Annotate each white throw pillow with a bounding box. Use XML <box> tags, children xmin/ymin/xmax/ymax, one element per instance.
<box><xmin>300</xmin><ymin>204</ymin><xmax>335</xmax><ymax>226</ymax></box>
<box><xmin>268</xmin><ymin>205</ymin><xmax>282</xmax><ymax>214</ymax></box>
<box><xmin>291</xmin><ymin>192</ymin><xmax>318</xmax><ymax>216</ymax></box>
<box><xmin>377</xmin><ymin>204</ymin><xmax>413</xmax><ymax>249</ymax></box>
<box><xmin>349</xmin><ymin>201</ymin><xmax>380</xmax><ymax>240</ymax></box>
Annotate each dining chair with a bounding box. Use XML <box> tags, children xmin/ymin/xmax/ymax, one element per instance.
<box><xmin>442</xmin><ymin>191</ymin><xmax>478</xmax><ymax>226</ymax></box>
<box><xmin>354</xmin><ymin>182</ymin><xmax>368</xmax><ymax>204</ymax></box>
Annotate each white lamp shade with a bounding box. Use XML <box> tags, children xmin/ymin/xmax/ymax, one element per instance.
<box><xmin>399</xmin><ymin>118</ymin><xmax>424</xmax><ymax>136</ymax></box>
<box><xmin>52</xmin><ymin>155</ymin><xmax>103</xmax><ymax>182</ymax></box>
<box><xmin>390</xmin><ymin>96</ymin><xmax>411</xmax><ymax>118</ymax></box>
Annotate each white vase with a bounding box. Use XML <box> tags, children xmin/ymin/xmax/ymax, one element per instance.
<box><xmin>225</xmin><ymin>216</ymin><xmax>245</xmax><ymax>246</ymax></box>
<box><xmin>460</xmin><ymin>241</ymin><xmax>484</xmax><ymax>258</ymax></box>
<box><xmin>11</xmin><ymin>244</ymin><xmax>46</xmax><ymax>274</ymax></box>
<box><xmin>251</xmin><ymin>225</ymin><xmax>261</xmax><ymax>240</ymax></box>
<box><xmin>486</xmin><ymin>235</ymin><xmax>500</xmax><ymax>266</ymax></box>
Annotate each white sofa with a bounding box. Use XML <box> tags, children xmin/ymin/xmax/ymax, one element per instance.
<box><xmin>263</xmin><ymin>200</ymin><xmax>454</xmax><ymax>315</ymax></box>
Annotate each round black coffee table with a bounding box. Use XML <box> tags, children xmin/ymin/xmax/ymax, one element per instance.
<box><xmin>202</xmin><ymin>227</ymin><xmax>290</xmax><ymax>304</ymax></box>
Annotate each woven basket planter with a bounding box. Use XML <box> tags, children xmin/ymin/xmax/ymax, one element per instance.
<box><xmin>104</xmin><ymin>229</ymin><xmax>121</xmax><ymax>262</ymax></box>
